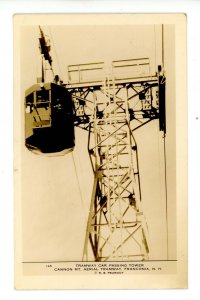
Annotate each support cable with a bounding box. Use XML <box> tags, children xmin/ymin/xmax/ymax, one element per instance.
<box><xmin>154</xmin><ymin>25</ymin><xmax>157</xmax><ymax>74</ymax></box>
<box><xmin>163</xmin><ymin>132</ymin><xmax>168</xmax><ymax>259</ymax></box>
<box><xmin>72</xmin><ymin>151</ymin><xmax>87</xmax><ymax>223</ymax></box>
<box><xmin>162</xmin><ymin>24</ymin><xmax>165</xmax><ymax>69</ymax></box>
<box><xmin>38</xmin><ymin>26</ymin><xmax>55</xmax><ymax>79</ymax></box>
<box><xmin>161</xmin><ymin>24</ymin><xmax>169</xmax><ymax>259</ymax></box>
<box><xmin>48</xmin><ymin>26</ymin><xmax>64</xmax><ymax>80</ymax></box>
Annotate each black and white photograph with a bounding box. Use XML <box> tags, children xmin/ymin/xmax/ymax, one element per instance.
<box><xmin>14</xmin><ymin>14</ymin><xmax>187</xmax><ymax>289</ymax></box>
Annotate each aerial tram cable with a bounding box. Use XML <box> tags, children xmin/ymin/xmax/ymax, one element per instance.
<box><xmin>154</xmin><ymin>24</ymin><xmax>168</xmax><ymax>259</ymax></box>
<box><xmin>47</xmin><ymin>26</ymin><xmax>64</xmax><ymax>81</ymax></box>
<box><xmin>45</xmin><ymin>26</ymin><xmax>88</xmax><ymax>222</ymax></box>
<box><xmin>72</xmin><ymin>151</ymin><xmax>88</xmax><ymax>223</ymax></box>
<box><xmin>154</xmin><ymin>24</ymin><xmax>157</xmax><ymax>74</ymax></box>
<box><xmin>38</xmin><ymin>25</ymin><xmax>55</xmax><ymax>81</ymax></box>
<box><xmin>161</xmin><ymin>24</ymin><xmax>169</xmax><ymax>260</ymax></box>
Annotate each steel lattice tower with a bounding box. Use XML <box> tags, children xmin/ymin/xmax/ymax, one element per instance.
<box><xmin>67</xmin><ymin>59</ymin><xmax>166</xmax><ymax>261</ymax></box>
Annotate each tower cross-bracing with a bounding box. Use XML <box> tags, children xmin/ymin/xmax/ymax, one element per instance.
<box><xmin>66</xmin><ymin>58</ymin><xmax>165</xmax><ymax>261</ymax></box>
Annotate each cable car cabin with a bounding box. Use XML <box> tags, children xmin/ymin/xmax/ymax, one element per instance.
<box><xmin>25</xmin><ymin>83</ymin><xmax>75</xmax><ymax>154</ymax></box>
